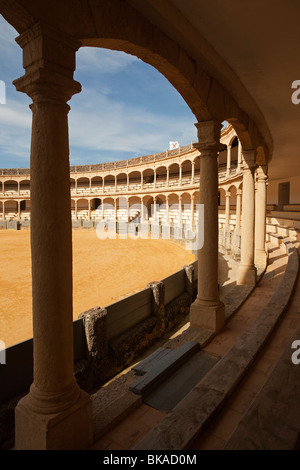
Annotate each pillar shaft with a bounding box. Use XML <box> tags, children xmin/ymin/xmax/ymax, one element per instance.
<box><xmin>13</xmin><ymin>22</ymin><xmax>92</xmax><ymax>450</ymax></box>
<box><xmin>237</xmin><ymin>151</ymin><xmax>257</xmax><ymax>285</ymax></box>
<box><xmin>225</xmin><ymin>192</ymin><xmax>231</xmax><ymax>227</ymax></box>
<box><xmin>235</xmin><ymin>189</ymin><xmax>242</xmax><ymax>232</ymax></box>
<box><xmin>190</xmin><ymin>120</ymin><xmax>225</xmax><ymax>332</ymax></box>
<box><xmin>255</xmin><ymin>166</ymin><xmax>268</xmax><ymax>266</ymax></box>
<box><xmin>226</xmin><ymin>145</ymin><xmax>231</xmax><ymax>176</ymax></box>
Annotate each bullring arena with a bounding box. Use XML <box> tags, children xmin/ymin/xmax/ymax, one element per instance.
<box><xmin>1</xmin><ymin>1</ymin><xmax>300</xmax><ymax>453</ymax></box>
<box><xmin>0</xmin><ymin>124</ymin><xmax>240</xmax><ymax>348</ymax></box>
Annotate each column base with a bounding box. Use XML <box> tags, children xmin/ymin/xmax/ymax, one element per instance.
<box><xmin>190</xmin><ymin>298</ymin><xmax>225</xmax><ymax>332</ymax></box>
<box><xmin>15</xmin><ymin>389</ymin><xmax>93</xmax><ymax>450</ymax></box>
<box><xmin>237</xmin><ymin>264</ymin><xmax>257</xmax><ymax>286</ymax></box>
<box><xmin>255</xmin><ymin>249</ymin><xmax>267</xmax><ymax>268</ymax></box>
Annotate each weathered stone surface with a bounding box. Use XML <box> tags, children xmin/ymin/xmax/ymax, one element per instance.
<box><xmin>225</xmin><ymin>333</ymin><xmax>300</xmax><ymax>450</ymax></box>
<box><xmin>134</xmin><ymin>384</ymin><xmax>226</xmax><ymax>450</ymax></box>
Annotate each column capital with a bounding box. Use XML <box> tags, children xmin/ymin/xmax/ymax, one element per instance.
<box><xmin>225</xmin><ymin>191</ymin><xmax>231</xmax><ymax>197</ymax></box>
<box><xmin>241</xmin><ymin>150</ymin><xmax>256</xmax><ymax>172</ymax></box>
<box><xmin>256</xmin><ymin>165</ymin><xmax>268</xmax><ymax>182</ymax></box>
<box><xmin>193</xmin><ymin>120</ymin><xmax>223</xmax><ymax>153</ymax></box>
<box><xmin>13</xmin><ymin>22</ymin><xmax>81</xmax><ymax>103</ymax></box>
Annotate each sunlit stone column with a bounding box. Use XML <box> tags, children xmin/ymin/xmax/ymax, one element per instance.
<box><xmin>226</xmin><ymin>145</ymin><xmax>232</xmax><ymax>176</ymax></box>
<box><xmin>167</xmin><ymin>167</ymin><xmax>170</xmax><ymax>187</ymax></box>
<box><xmin>191</xmin><ymin>194</ymin><xmax>195</xmax><ymax>224</ymax></box>
<box><xmin>178</xmin><ymin>195</ymin><xmax>182</xmax><ymax>225</ymax></box>
<box><xmin>191</xmin><ymin>161</ymin><xmax>195</xmax><ymax>184</ymax></box>
<box><xmin>235</xmin><ymin>189</ymin><xmax>242</xmax><ymax>232</ymax></box>
<box><xmin>255</xmin><ymin>166</ymin><xmax>268</xmax><ymax>267</ymax></box>
<box><xmin>237</xmin><ymin>140</ymin><xmax>242</xmax><ymax>172</ymax></box>
<box><xmin>13</xmin><ymin>23</ymin><xmax>92</xmax><ymax>450</ymax></box>
<box><xmin>190</xmin><ymin>120</ymin><xmax>225</xmax><ymax>332</ymax></box>
<box><xmin>179</xmin><ymin>164</ymin><xmax>182</xmax><ymax>185</ymax></box>
<box><xmin>237</xmin><ymin>151</ymin><xmax>257</xmax><ymax>285</ymax></box>
<box><xmin>88</xmin><ymin>199</ymin><xmax>91</xmax><ymax>220</ymax></box>
<box><xmin>166</xmin><ymin>196</ymin><xmax>170</xmax><ymax>223</ymax></box>
<box><xmin>153</xmin><ymin>196</ymin><xmax>157</xmax><ymax>220</ymax></box>
<box><xmin>225</xmin><ymin>191</ymin><xmax>231</xmax><ymax>228</ymax></box>
<box><xmin>75</xmin><ymin>200</ymin><xmax>78</xmax><ymax>220</ymax></box>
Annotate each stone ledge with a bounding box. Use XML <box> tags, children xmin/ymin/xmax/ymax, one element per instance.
<box><xmin>225</xmin><ymin>324</ymin><xmax>300</xmax><ymax>449</ymax></box>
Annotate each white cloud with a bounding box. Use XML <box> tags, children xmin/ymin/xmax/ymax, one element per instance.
<box><xmin>68</xmin><ymin>85</ymin><xmax>195</xmax><ymax>161</ymax></box>
<box><xmin>76</xmin><ymin>47</ymin><xmax>139</xmax><ymax>75</ymax></box>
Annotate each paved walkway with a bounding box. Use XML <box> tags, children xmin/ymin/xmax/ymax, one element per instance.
<box><xmin>92</xmin><ymin>243</ymin><xmax>298</xmax><ymax>450</ymax></box>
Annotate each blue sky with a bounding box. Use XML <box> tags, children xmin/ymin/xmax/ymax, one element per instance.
<box><xmin>0</xmin><ymin>15</ymin><xmax>197</xmax><ymax>169</ymax></box>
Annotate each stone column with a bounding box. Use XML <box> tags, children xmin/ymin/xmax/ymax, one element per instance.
<box><xmin>191</xmin><ymin>161</ymin><xmax>195</xmax><ymax>184</ymax></box>
<box><xmin>166</xmin><ymin>196</ymin><xmax>169</xmax><ymax>222</ymax></box>
<box><xmin>191</xmin><ymin>195</ymin><xmax>195</xmax><ymax>224</ymax></box>
<box><xmin>88</xmin><ymin>199</ymin><xmax>91</xmax><ymax>221</ymax></box>
<box><xmin>154</xmin><ymin>169</ymin><xmax>157</xmax><ymax>189</ymax></box>
<box><xmin>178</xmin><ymin>195</ymin><xmax>182</xmax><ymax>225</ymax></box>
<box><xmin>141</xmin><ymin>197</ymin><xmax>144</xmax><ymax>221</ymax></box>
<box><xmin>179</xmin><ymin>164</ymin><xmax>182</xmax><ymax>185</ymax></box>
<box><xmin>255</xmin><ymin>166</ymin><xmax>268</xmax><ymax>267</ymax></box>
<box><xmin>141</xmin><ymin>172</ymin><xmax>143</xmax><ymax>190</ymax></box>
<box><xmin>226</xmin><ymin>145</ymin><xmax>232</xmax><ymax>176</ymax></box>
<box><xmin>114</xmin><ymin>175</ymin><xmax>117</xmax><ymax>193</ymax></box>
<box><xmin>13</xmin><ymin>23</ymin><xmax>92</xmax><ymax>450</ymax></box>
<box><xmin>167</xmin><ymin>167</ymin><xmax>169</xmax><ymax>187</ymax></box>
<box><xmin>75</xmin><ymin>200</ymin><xmax>78</xmax><ymax>221</ymax></box>
<box><xmin>18</xmin><ymin>200</ymin><xmax>21</xmax><ymax>220</ymax></box>
<box><xmin>153</xmin><ymin>196</ymin><xmax>157</xmax><ymax>220</ymax></box>
<box><xmin>225</xmin><ymin>191</ymin><xmax>231</xmax><ymax>228</ymax></box>
<box><xmin>237</xmin><ymin>140</ymin><xmax>242</xmax><ymax>172</ymax></box>
<box><xmin>237</xmin><ymin>151</ymin><xmax>257</xmax><ymax>285</ymax></box>
<box><xmin>114</xmin><ymin>198</ymin><xmax>117</xmax><ymax>220</ymax></box>
<box><xmin>189</xmin><ymin>120</ymin><xmax>225</xmax><ymax>332</ymax></box>
<box><xmin>235</xmin><ymin>189</ymin><xmax>242</xmax><ymax>232</ymax></box>
<box><xmin>126</xmin><ymin>174</ymin><xmax>129</xmax><ymax>191</ymax></box>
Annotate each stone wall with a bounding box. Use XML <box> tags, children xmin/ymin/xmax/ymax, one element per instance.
<box><xmin>74</xmin><ymin>264</ymin><xmax>196</xmax><ymax>392</ymax></box>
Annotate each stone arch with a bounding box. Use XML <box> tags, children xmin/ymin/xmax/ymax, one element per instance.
<box><xmin>1</xmin><ymin>1</ymin><xmax>272</xmax><ymax>162</ymax></box>
<box><xmin>181</xmin><ymin>159</ymin><xmax>192</xmax><ymax>184</ymax></box>
<box><xmin>227</xmin><ymin>184</ymin><xmax>237</xmax><ymax>206</ymax></box>
<box><xmin>77</xmin><ymin>177</ymin><xmax>89</xmax><ymax>191</ymax></box>
<box><xmin>155</xmin><ymin>166</ymin><xmax>167</xmax><ymax>188</ymax></box>
<box><xmin>128</xmin><ymin>171</ymin><xmax>141</xmax><ymax>189</ymax></box>
<box><xmin>19</xmin><ymin>180</ymin><xmax>30</xmax><ymax>193</ymax></box>
<box><xmin>4</xmin><ymin>180</ymin><xmax>18</xmax><ymax>193</ymax></box>
<box><xmin>116</xmin><ymin>172</ymin><xmax>128</xmax><ymax>191</ymax></box>
<box><xmin>91</xmin><ymin>176</ymin><xmax>102</xmax><ymax>191</ymax></box>
<box><xmin>103</xmin><ymin>174</ymin><xmax>115</xmax><ymax>192</ymax></box>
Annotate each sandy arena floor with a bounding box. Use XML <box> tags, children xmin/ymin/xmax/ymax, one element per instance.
<box><xmin>0</xmin><ymin>230</ymin><xmax>194</xmax><ymax>348</ymax></box>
